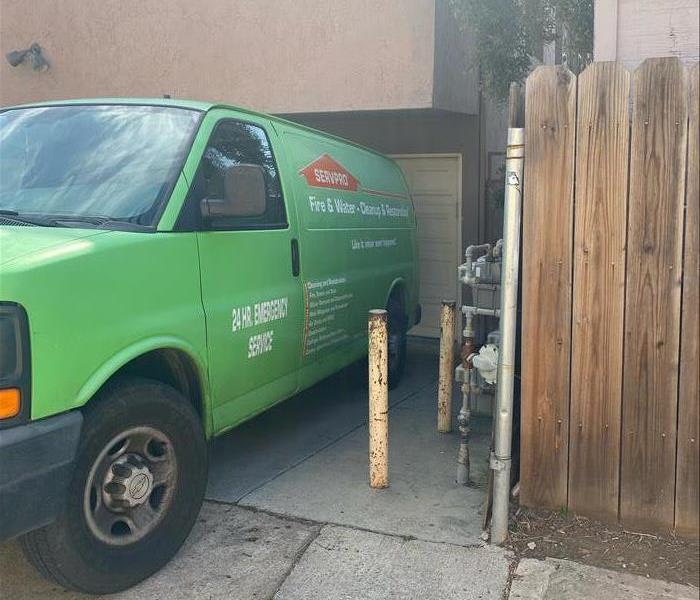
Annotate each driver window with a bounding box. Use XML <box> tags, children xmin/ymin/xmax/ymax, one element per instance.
<box><xmin>185</xmin><ymin>120</ymin><xmax>287</xmax><ymax>231</ymax></box>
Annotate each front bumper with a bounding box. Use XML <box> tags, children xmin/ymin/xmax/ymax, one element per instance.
<box><xmin>0</xmin><ymin>411</ymin><xmax>82</xmax><ymax>541</ymax></box>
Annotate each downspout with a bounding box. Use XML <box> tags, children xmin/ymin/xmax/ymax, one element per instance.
<box><xmin>490</xmin><ymin>127</ymin><xmax>524</xmax><ymax>545</ymax></box>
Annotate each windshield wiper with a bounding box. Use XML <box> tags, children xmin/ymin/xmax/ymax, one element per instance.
<box><xmin>0</xmin><ymin>210</ymin><xmax>152</xmax><ymax>231</ymax></box>
<box><xmin>47</xmin><ymin>215</ymin><xmax>152</xmax><ymax>232</ymax></box>
<box><xmin>0</xmin><ymin>209</ymin><xmax>62</xmax><ymax>227</ymax></box>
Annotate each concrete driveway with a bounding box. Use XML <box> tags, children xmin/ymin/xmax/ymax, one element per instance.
<box><xmin>1</xmin><ymin>338</ymin><xmax>697</xmax><ymax>599</ymax></box>
<box><xmin>1</xmin><ymin>338</ymin><xmax>511</xmax><ymax>599</ymax></box>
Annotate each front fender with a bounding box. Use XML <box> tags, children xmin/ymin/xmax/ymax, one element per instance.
<box><xmin>74</xmin><ymin>336</ymin><xmax>212</xmax><ymax>436</ymax></box>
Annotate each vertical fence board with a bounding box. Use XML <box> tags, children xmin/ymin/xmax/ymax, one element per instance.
<box><xmin>621</xmin><ymin>58</ymin><xmax>688</xmax><ymax>531</ymax></box>
<box><xmin>521</xmin><ymin>66</ymin><xmax>577</xmax><ymax>509</ymax></box>
<box><xmin>568</xmin><ymin>63</ymin><xmax>630</xmax><ymax>521</ymax></box>
<box><xmin>675</xmin><ymin>62</ymin><xmax>699</xmax><ymax>536</ymax></box>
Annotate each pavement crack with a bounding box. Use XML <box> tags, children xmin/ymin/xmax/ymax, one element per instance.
<box><xmin>502</xmin><ymin>555</ymin><xmax>521</xmax><ymax>599</ymax></box>
<box><xmin>314</xmin><ymin>519</ymin><xmax>489</xmax><ymax>550</ymax></box>
<box><xmin>268</xmin><ymin>524</ymin><xmax>322</xmax><ymax>600</ymax></box>
<box><xmin>215</xmin><ymin>501</ymin><xmax>320</xmax><ymax>528</ymax></box>
<box><xmin>231</xmin><ymin>503</ymin><xmax>486</xmax><ymax>550</ymax></box>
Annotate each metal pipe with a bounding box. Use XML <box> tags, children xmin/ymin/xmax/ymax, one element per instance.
<box><xmin>490</xmin><ymin>127</ymin><xmax>524</xmax><ymax>545</ymax></box>
<box><xmin>456</xmin><ymin>302</ymin><xmax>476</xmax><ymax>483</ymax></box>
<box><xmin>456</xmin><ymin>350</ymin><xmax>474</xmax><ymax>484</ymax></box>
<box><xmin>493</xmin><ymin>239</ymin><xmax>504</xmax><ymax>260</ymax></box>
<box><xmin>462</xmin><ymin>305</ymin><xmax>501</xmax><ymax>335</ymax></box>
<box><xmin>438</xmin><ymin>301</ymin><xmax>456</xmax><ymax>433</ymax></box>
<box><xmin>459</xmin><ymin>243</ymin><xmax>492</xmax><ymax>285</ymax></box>
<box><xmin>368</xmin><ymin>309</ymin><xmax>389</xmax><ymax>489</ymax></box>
<box><xmin>462</xmin><ymin>307</ymin><xmax>476</xmax><ymax>341</ymax></box>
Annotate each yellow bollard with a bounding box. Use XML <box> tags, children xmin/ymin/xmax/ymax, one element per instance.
<box><xmin>437</xmin><ymin>300</ymin><xmax>456</xmax><ymax>433</ymax></box>
<box><xmin>368</xmin><ymin>309</ymin><xmax>389</xmax><ymax>489</ymax></box>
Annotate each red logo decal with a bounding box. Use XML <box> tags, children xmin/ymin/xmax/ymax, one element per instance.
<box><xmin>299</xmin><ymin>154</ymin><xmax>360</xmax><ymax>191</ymax></box>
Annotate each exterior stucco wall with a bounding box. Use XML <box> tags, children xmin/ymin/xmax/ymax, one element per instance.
<box><xmin>594</xmin><ymin>0</ymin><xmax>699</xmax><ymax>68</ymax></box>
<box><xmin>0</xmin><ymin>0</ymin><xmax>436</xmax><ymax>112</ymax></box>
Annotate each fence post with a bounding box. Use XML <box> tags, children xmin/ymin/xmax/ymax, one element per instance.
<box><xmin>437</xmin><ymin>301</ymin><xmax>456</xmax><ymax>433</ymax></box>
<box><xmin>368</xmin><ymin>309</ymin><xmax>389</xmax><ymax>489</ymax></box>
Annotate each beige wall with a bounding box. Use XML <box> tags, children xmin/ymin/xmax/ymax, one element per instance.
<box><xmin>595</xmin><ymin>0</ymin><xmax>699</xmax><ymax>68</ymax></box>
<box><xmin>0</xmin><ymin>0</ymin><xmax>437</xmax><ymax>112</ymax></box>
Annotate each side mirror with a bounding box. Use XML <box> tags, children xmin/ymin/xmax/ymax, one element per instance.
<box><xmin>200</xmin><ymin>164</ymin><xmax>266</xmax><ymax>219</ymax></box>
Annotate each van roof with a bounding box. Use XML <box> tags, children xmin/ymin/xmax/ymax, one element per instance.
<box><xmin>3</xmin><ymin>97</ymin><xmax>215</xmax><ymax>112</ymax></box>
<box><xmin>2</xmin><ymin>97</ymin><xmax>390</xmax><ymax>161</ymax></box>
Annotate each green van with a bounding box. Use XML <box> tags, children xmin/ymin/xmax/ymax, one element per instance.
<box><xmin>0</xmin><ymin>99</ymin><xmax>420</xmax><ymax>593</ymax></box>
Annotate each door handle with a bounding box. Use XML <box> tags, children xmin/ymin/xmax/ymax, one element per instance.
<box><xmin>291</xmin><ymin>238</ymin><xmax>300</xmax><ymax>277</ymax></box>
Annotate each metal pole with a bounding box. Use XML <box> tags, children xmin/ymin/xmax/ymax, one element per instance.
<box><xmin>456</xmin><ymin>321</ymin><xmax>475</xmax><ymax>484</ymax></box>
<box><xmin>490</xmin><ymin>127</ymin><xmax>524</xmax><ymax>545</ymax></box>
<box><xmin>462</xmin><ymin>306</ymin><xmax>501</xmax><ymax>319</ymax></box>
<box><xmin>368</xmin><ymin>309</ymin><xmax>389</xmax><ymax>489</ymax></box>
<box><xmin>437</xmin><ymin>301</ymin><xmax>456</xmax><ymax>433</ymax></box>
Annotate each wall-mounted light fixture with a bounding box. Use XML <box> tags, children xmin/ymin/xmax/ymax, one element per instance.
<box><xmin>6</xmin><ymin>43</ymin><xmax>49</xmax><ymax>72</ymax></box>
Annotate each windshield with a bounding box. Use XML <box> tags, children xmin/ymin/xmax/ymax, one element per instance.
<box><xmin>0</xmin><ymin>105</ymin><xmax>202</xmax><ymax>228</ymax></box>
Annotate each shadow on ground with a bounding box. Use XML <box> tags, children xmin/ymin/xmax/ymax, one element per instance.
<box><xmin>208</xmin><ymin>337</ymin><xmax>492</xmax><ymax>545</ymax></box>
<box><xmin>0</xmin><ymin>338</ymin><xmax>499</xmax><ymax>599</ymax></box>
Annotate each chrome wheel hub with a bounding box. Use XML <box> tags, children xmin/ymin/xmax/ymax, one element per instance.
<box><xmin>84</xmin><ymin>426</ymin><xmax>177</xmax><ymax>546</ymax></box>
<box><xmin>103</xmin><ymin>454</ymin><xmax>155</xmax><ymax>510</ymax></box>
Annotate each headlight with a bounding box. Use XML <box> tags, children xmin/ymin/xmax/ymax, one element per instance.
<box><xmin>0</xmin><ymin>303</ymin><xmax>30</xmax><ymax>426</ymax></box>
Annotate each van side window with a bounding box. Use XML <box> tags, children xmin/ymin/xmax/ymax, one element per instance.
<box><xmin>185</xmin><ymin>120</ymin><xmax>287</xmax><ymax>230</ymax></box>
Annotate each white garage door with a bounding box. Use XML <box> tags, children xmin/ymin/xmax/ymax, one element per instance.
<box><xmin>392</xmin><ymin>155</ymin><xmax>462</xmax><ymax>338</ymax></box>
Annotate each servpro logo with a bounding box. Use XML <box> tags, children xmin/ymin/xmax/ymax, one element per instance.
<box><xmin>299</xmin><ymin>154</ymin><xmax>360</xmax><ymax>192</ymax></box>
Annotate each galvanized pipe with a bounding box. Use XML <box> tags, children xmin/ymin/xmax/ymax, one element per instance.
<box><xmin>490</xmin><ymin>127</ymin><xmax>524</xmax><ymax>545</ymax></box>
<box><xmin>456</xmin><ymin>348</ymin><xmax>474</xmax><ymax>484</ymax></box>
<box><xmin>462</xmin><ymin>306</ymin><xmax>501</xmax><ymax>324</ymax></box>
<box><xmin>456</xmin><ymin>302</ymin><xmax>477</xmax><ymax>483</ymax></box>
<box><xmin>437</xmin><ymin>301</ymin><xmax>456</xmax><ymax>433</ymax></box>
<box><xmin>456</xmin><ymin>384</ymin><xmax>471</xmax><ymax>483</ymax></box>
<box><xmin>368</xmin><ymin>309</ymin><xmax>389</xmax><ymax>489</ymax></box>
<box><xmin>458</xmin><ymin>243</ymin><xmax>492</xmax><ymax>285</ymax></box>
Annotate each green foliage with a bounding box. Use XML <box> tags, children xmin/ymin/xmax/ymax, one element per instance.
<box><xmin>450</xmin><ymin>0</ymin><xmax>531</xmax><ymax>102</ymax></box>
<box><xmin>486</xmin><ymin>161</ymin><xmax>506</xmax><ymax>210</ymax></box>
<box><xmin>551</xmin><ymin>0</ymin><xmax>594</xmax><ymax>70</ymax></box>
<box><xmin>449</xmin><ymin>0</ymin><xmax>593</xmax><ymax>101</ymax></box>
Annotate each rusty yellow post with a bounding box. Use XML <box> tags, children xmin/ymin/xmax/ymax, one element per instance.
<box><xmin>368</xmin><ymin>309</ymin><xmax>389</xmax><ymax>489</ymax></box>
<box><xmin>437</xmin><ymin>300</ymin><xmax>456</xmax><ymax>433</ymax></box>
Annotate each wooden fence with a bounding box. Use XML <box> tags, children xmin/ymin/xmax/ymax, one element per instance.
<box><xmin>520</xmin><ymin>57</ymin><xmax>699</xmax><ymax>536</ymax></box>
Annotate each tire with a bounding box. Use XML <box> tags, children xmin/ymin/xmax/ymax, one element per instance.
<box><xmin>387</xmin><ymin>298</ymin><xmax>408</xmax><ymax>389</ymax></box>
<box><xmin>20</xmin><ymin>377</ymin><xmax>208</xmax><ymax>594</ymax></box>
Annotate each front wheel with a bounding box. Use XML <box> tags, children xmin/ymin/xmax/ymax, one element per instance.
<box><xmin>21</xmin><ymin>377</ymin><xmax>208</xmax><ymax>594</ymax></box>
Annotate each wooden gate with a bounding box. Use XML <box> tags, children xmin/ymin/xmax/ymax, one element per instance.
<box><xmin>519</xmin><ymin>57</ymin><xmax>699</xmax><ymax>536</ymax></box>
